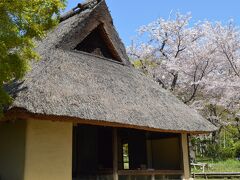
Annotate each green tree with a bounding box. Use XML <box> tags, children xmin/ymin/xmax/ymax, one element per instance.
<box><xmin>0</xmin><ymin>0</ymin><xmax>66</xmax><ymax>114</ymax></box>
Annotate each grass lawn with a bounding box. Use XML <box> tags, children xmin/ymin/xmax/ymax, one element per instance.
<box><xmin>191</xmin><ymin>159</ymin><xmax>240</xmax><ymax>173</ymax></box>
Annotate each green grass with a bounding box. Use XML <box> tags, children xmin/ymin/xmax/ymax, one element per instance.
<box><xmin>192</xmin><ymin>159</ymin><xmax>240</xmax><ymax>173</ymax></box>
<box><xmin>195</xmin><ymin>178</ymin><xmax>240</xmax><ymax>180</ymax></box>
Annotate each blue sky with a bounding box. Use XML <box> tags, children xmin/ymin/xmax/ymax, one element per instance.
<box><xmin>65</xmin><ymin>0</ymin><xmax>240</xmax><ymax>46</ymax></box>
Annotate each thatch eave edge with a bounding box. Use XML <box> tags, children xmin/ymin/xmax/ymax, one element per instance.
<box><xmin>3</xmin><ymin>107</ymin><xmax>217</xmax><ymax>135</ymax></box>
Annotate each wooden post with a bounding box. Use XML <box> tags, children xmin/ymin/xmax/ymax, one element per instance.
<box><xmin>151</xmin><ymin>174</ymin><xmax>155</xmax><ymax>180</ymax></box>
<box><xmin>113</xmin><ymin>128</ymin><xmax>118</xmax><ymax>180</ymax></box>
<box><xmin>146</xmin><ymin>139</ymin><xmax>153</xmax><ymax>169</ymax></box>
<box><xmin>181</xmin><ymin>133</ymin><xmax>191</xmax><ymax>180</ymax></box>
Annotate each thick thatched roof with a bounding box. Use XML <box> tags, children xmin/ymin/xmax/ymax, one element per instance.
<box><xmin>4</xmin><ymin>0</ymin><xmax>216</xmax><ymax>133</ymax></box>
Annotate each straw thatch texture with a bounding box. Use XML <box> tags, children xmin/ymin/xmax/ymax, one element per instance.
<box><xmin>5</xmin><ymin>0</ymin><xmax>216</xmax><ymax>133</ymax></box>
<box><xmin>9</xmin><ymin>48</ymin><xmax>216</xmax><ymax>132</ymax></box>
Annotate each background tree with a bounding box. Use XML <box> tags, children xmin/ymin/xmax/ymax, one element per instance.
<box><xmin>128</xmin><ymin>13</ymin><xmax>240</xmax><ymax>159</ymax></box>
<box><xmin>0</xmin><ymin>0</ymin><xmax>66</xmax><ymax>114</ymax></box>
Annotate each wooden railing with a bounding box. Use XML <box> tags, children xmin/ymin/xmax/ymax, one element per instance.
<box><xmin>192</xmin><ymin>172</ymin><xmax>240</xmax><ymax>179</ymax></box>
<box><xmin>118</xmin><ymin>169</ymin><xmax>183</xmax><ymax>180</ymax></box>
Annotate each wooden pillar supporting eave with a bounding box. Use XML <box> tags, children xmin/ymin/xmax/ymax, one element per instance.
<box><xmin>113</xmin><ymin>128</ymin><xmax>118</xmax><ymax>180</ymax></box>
<box><xmin>181</xmin><ymin>133</ymin><xmax>193</xmax><ymax>180</ymax></box>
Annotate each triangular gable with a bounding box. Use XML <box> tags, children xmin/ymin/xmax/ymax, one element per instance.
<box><xmin>58</xmin><ymin>0</ymin><xmax>130</xmax><ymax>65</ymax></box>
<box><xmin>75</xmin><ymin>24</ymin><xmax>121</xmax><ymax>61</ymax></box>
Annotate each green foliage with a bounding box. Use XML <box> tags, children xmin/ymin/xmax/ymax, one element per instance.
<box><xmin>132</xmin><ymin>59</ymin><xmax>157</xmax><ymax>75</ymax></box>
<box><xmin>192</xmin><ymin>125</ymin><xmax>240</xmax><ymax>161</ymax></box>
<box><xmin>201</xmin><ymin>140</ymin><xmax>234</xmax><ymax>160</ymax></box>
<box><xmin>234</xmin><ymin>142</ymin><xmax>240</xmax><ymax>158</ymax></box>
<box><xmin>196</xmin><ymin>140</ymin><xmax>237</xmax><ymax>161</ymax></box>
<box><xmin>133</xmin><ymin>59</ymin><xmax>157</xmax><ymax>68</ymax></box>
<box><xmin>0</xmin><ymin>0</ymin><xmax>66</xmax><ymax>115</ymax></box>
<box><xmin>217</xmin><ymin>146</ymin><xmax>235</xmax><ymax>160</ymax></box>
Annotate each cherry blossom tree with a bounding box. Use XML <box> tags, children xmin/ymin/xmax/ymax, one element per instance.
<box><xmin>128</xmin><ymin>13</ymin><xmax>240</xmax><ymax>140</ymax></box>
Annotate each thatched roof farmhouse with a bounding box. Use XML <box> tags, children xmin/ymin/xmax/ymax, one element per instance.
<box><xmin>0</xmin><ymin>0</ymin><xmax>216</xmax><ymax>180</ymax></box>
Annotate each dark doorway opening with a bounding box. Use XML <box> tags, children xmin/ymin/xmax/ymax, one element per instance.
<box><xmin>72</xmin><ymin>125</ymin><xmax>113</xmax><ymax>180</ymax></box>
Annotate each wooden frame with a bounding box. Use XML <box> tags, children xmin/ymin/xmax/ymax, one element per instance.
<box><xmin>181</xmin><ymin>133</ymin><xmax>191</xmax><ymax>180</ymax></box>
<box><xmin>118</xmin><ymin>169</ymin><xmax>183</xmax><ymax>176</ymax></box>
<box><xmin>118</xmin><ymin>170</ymin><xmax>183</xmax><ymax>180</ymax></box>
<box><xmin>113</xmin><ymin>128</ymin><xmax>118</xmax><ymax>180</ymax></box>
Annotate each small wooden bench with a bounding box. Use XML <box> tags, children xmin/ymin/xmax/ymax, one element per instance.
<box><xmin>191</xmin><ymin>162</ymin><xmax>208</xmax><ymax>172</ymax></box>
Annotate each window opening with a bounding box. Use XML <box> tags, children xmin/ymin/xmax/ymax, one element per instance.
<box><xmin>122</xmin><ymin>143</ymin><xmax>129</xmax><ymax>170</ymax></box>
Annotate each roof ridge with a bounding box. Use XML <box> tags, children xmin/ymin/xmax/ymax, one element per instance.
<box><xmin>60</xmin><ymin>0</ymin><xmax>102</xmax><ymax>22</ymax></box>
